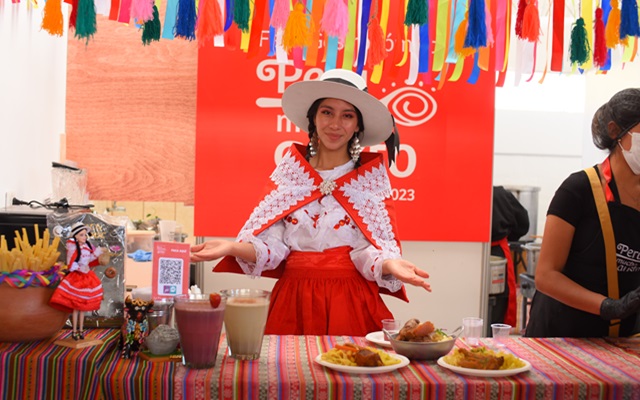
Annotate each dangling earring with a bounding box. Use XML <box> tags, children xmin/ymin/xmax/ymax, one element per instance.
<box><xmin>349</xmin><ymin>134</ymin><xmax>362</xmax><ymax>163</ymax></box>
<box><xmin>309</xmin><ymin>132</ymin><xmax>318</xmax><ymax>157</ymax></box>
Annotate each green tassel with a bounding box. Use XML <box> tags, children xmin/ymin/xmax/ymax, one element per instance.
<box><xmin>569</xmin><ymin>17</ymin><xmax>590</xmax><ymax>65</ymax></box>
<box><xmin>234</xmin><ymin>0</ymin><xmax>251</xmax><ymax>32</ymax></box>
<box><xmin>142</xmin><ymin>5</ymin><xmax>162</xmax><ymax>45</ymax></box>
<box><xmin>404</xmin><ymin>0</ymin><xmax>428</xmax><ymax>26</ymax></box>
<box><xmin>75</xmin><ymin>0</ymin><xmax>97</xmax><ymax>44</ymax></box>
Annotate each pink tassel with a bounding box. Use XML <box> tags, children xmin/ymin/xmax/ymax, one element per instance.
<box><xmin>320</xmin><ymin>0</ymin><xmax>349</xmax><ymax>42</ymax></box>
<box><xmin>271</xmin><ymin>0</ymin><xmax>291</xmax><ymax>30</ymax></box>
<box><xmin>484</xmin><ymin>1</ymin><xmax>494</xmax><ymax>45</ymax></box>
<box><xmin>131</xmin><ymin>0</ymin><xmax>155</xmax><ymax>23</ymax></box>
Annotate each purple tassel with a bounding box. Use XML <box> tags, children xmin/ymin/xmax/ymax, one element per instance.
<box><xmin>464</xmin><ymin>0</ymin><xmax>487</xmax><ymax>48</ymax></box>
<box><xmin>174</xmin><ymin>0</ymin><xmax>197</xmax><ymax>40</ymax></box>
<box><xmin>620</xmin><ymin>0</ymin><xmax>640</xmax><ymax>39</ymax></box>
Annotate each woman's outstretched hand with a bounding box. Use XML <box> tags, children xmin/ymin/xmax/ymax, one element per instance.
<box><xmin>383</xmin><ymin>259</ymin><xmax>431</xmax><ymax>292</ymax></box>
<box><xmin>190</xmin><ymin>240</ymin><xmax>234</xmax><ymax>262</ymax></box>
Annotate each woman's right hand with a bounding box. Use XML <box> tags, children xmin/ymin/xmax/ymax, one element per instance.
<box><xmin>190</xmin><ymin>240</ymin><xmax>235</xmax><ymax>262</ymax></box>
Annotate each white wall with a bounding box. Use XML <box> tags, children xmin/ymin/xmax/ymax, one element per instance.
<box><xmin>0</xmin><ymin>1</ymin><xmax>68</xmax><ymax>206</ymax></box>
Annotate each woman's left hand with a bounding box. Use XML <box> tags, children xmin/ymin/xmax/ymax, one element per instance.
<box><xmin>383</xmin><ymin>259</ymin><xmax>431</xmax><ymax>292</ymax></box>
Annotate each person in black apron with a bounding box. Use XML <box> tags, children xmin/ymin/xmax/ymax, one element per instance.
<box><xmin>526</xmin><ymin>88</ymin><xmax>640</xmax><ymax>338</ymax></box>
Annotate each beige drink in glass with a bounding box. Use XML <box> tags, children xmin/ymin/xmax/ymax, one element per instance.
<box><xmin>221</xmin><ymin>289</ymin><xmax>270</xmax><ymax>360</ymax></box>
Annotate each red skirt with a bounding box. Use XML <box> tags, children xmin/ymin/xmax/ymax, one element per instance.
<box><xmin>264</xmin><ymin>246</ymin><xmax>393</xmax><ymax>336</ymax></box>
<box><xmin>49</xmin><ymin>270</ymin><xmax>104</xmax><ymax>312</ymax></box>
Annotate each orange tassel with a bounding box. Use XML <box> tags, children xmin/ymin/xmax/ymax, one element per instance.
<box><xmin>521</xmin><ymin>0</ymin><xmax>540</xmax><ymax>42</ymax></box>
<box><xmin>41</xmin><ymin>0</ymin><xmax>64</xmax><ymax>36</ymax></box>
<box><xmin>606</xmin><ymin>0</ymin><xmax>622</xmax><ymax>48</ymax></box>
<box><xmin>454</xmin><ymin>14</ymin><xmax>475</xmax><ymax>57</ymax></box>
<box><xmin>283</xmin><ymin>2</ymin><xmax>312</xmax><ymax>51</ymax></box>
<box><xmin>197</xmin><ymin>0</ymin><xmax>224</xmax><ymax>46</ymax></box>
<box><xmin>366</xmin><ymin>16</ymin><xmax>388</xmax><ymax>68</ymax></box>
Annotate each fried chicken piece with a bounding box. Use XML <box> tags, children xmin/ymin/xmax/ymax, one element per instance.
<box><xmin>354</xmin><ymin>348</ymin><xmax>383</xmax><ymax>367</ymax></box>
<box><xmin>396</xmin><ymin>318</ymin><xmax>420</xmax><ymax>341</ymax></box>
<box><xmin>396</xmin><ymin>319</ymin><xmax>435</xmax><ymax>341</ymax></box>
<box><xmin>456</xmin><ymin>348</ymin><xmax>504</xmax><ymax>370</ymax></box>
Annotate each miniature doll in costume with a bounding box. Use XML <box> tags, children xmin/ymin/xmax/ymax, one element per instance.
<box><xmin>50</xmin><ymin>222</ymin><xmax>105</xmax><ymax>340</ymax></box>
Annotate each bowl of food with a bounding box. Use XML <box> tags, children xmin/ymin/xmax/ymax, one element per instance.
<box><xmin>384</xmin><ymin>319</ymin><xmax>462</xmax><ymax>360</ymax></box>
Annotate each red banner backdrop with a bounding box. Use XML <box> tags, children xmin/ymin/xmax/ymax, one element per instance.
<box><xmin>195</xmin><ymin>24</ymin><xmax>495</xmax><ymax>242</ymax></box>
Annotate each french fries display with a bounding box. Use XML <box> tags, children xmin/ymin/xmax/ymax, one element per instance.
<box><xmin>0</xmin><ymin>225</ymin><xmax>61</xmax><ymax>273</ymax></box>
<box><xmin>321</xmin><ymin>343</ymin><xmax>401</xmax><ymax>367</ymax></box>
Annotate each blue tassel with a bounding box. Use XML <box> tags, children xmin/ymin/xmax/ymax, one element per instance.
<box><xmin>620</xmin><ymin>0</ymin><xmax>640</xmax><ymax>39</ymax></box>
<box><xmin>464</xmin><ymin>0</ymin><xmax>487</xmax><ymax>48</ymax></box>
<box><xmin>174</xmin><ymin>0</ymin><xmax>197</xmax><ymax>41</ymax></box>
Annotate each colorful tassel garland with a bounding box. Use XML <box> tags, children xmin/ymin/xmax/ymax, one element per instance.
<box><xmin>366</xmin><ymin>16</ymin><xmax>388</xmax><ymax>68</ymax></box>
<box><xmin>69</xmin><ymin>0</ymin><xmax>79</xmax><ymax>29</ymax></box>
<box><xmin>594</xmin><ymin>8</ymin><xmax>608</xmax><ymax>66</ymax></box>
<box><xmin>75</xmin><ymin>0</ymin><xmax>97</xmax><ymax>43</ymax></box>
<box><xmin>321</xmin><ymin>0</ymin><xmax>349</xmax><ymax>42</ymax></box>
<box><xmin>174</xmin><ymin>0</ymin><xmax>197</xmax><ymax>40</ymax></box>
<box><xmin>455</xmin><ymin>13</ymin><xmax>476</xmax><ymax>57</ymax></box>
<box><xmin>569</xmin><ymin>17</ymin><xmax>590</xmax><ymax>65</ymax></box>
<box><xmin>41</xmin><ymin>0</ymin><xmax>64</xmax><ymax>36</ymax></box>
<box><xmin>282</xmin><ymin>2</ymin><xmax>311</xmax><ymax>51</ymax></box>
<box><xmin>514</xmin><ymin>0</ymin><xmax>527</xmax><ymax>38</ymax></box>
<box><xmin>142</xmin><ymin>4</ymin><xmax>162</xmax><ymax>45</ymax></box>
<box><xmin>521</xmin><ymin>0</ymin><xmax>541</xmax><ymax>42</ymax></box>
<box><xmin>270</xmin><ymin>0</ymin><xmax>291</xmax><ymax>30</ymax></box>
<box><xmin>404</xmin><ymin>0</ymin><xmax>428</xmax><ymax>26</ymax></box>
<box><xmin>620</xmin><ymin>0</ymin><xmax>640</xmax><ymax>39</ymax></box>
<box><xmin>131</xmin><ymin>0</ymin><xmax>155</xmax><ymax>24</ymax></box>
<box><xmin>234</xmin><ymin>0</ymin><xmax>251</xmax><ymax>32</ymax></box>
<box><xmin>464</xmin><ymin>0</ymin><xmax>487</xmax><ymax>48</ymax></box>
<box><xmin>606</xmin><ymin>0</ymin><xmax>622</xmax><ymax>47</ymax></box>
<box><xmin>197</xmin><ymin>0</ymin><xmax>224</xmax><ymax>45</ymax></box>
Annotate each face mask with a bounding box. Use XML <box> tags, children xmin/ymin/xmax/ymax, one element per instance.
<box><xmin>620</xmin><ymin>132</ymin><xmax>640</xmax><ymax>175</ymax></box>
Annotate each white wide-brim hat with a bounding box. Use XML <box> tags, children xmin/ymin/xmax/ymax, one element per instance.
<box><xmin>281</xmin><ymin>69</ymin><xmax>394</xmax><ymax>148</ymax></box>
<box><xmin>70</xmin><ymin>222</ymin><xmax>90</xmax><ymax>238</ymax></box>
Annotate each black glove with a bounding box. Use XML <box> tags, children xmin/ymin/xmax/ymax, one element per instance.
<box><xmin>600</xmin><ymin>286</ymin><xmax>640</xmax><ymax>320</ymax></box>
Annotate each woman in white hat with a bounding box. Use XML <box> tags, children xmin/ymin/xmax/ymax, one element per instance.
<box><xmin>50</xmin><ymin>222</ymin><xmax>105</xmax><ymax>340</ymax></box>
<box><xmin>192</xmin><ymin>69</ymin><xmax>430</xmax><ymax>336</ymax></box>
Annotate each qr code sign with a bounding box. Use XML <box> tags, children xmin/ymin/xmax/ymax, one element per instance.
<box><xmin>158</xmin><ymin>257</ymin><xmax>183</xmax><ymax>295</ymax></box>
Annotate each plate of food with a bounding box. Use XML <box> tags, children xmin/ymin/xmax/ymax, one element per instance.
<box><xmin>365</xmin><ymin>331</ymin><xmax>392</xmax><ymax>348</ymax></box>
<box><xmin>437</xmin><ymin>347</ymin><xmax>531</xmax><ymax>377</ymax></box>
<box><xmin>315</xmin><ymin>343</ymin><xmax>410</xmax><ymax>374</ymax></box>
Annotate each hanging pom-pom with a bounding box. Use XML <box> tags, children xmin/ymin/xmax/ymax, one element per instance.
<box><xmin>234</xmin><ymin>0</ymin><xmax>251</xmax><ymax>32</ymax></box>
<box><xmin>465</xmin><ymin>0</ymin><xmax>487</xmax><ymax>48</ymax></box>
<box><xmin>131</xmin><ymin>0</ymin><xmax>155</xmax><ymax>24</ymax></box>
<box><xmin>514</xmin><ymin>0</ymin><xmax>527</xmax><ymax>38</ymax></box>
<box><xmin>174</xmin><ymin>0</ymin><xmax>197</xmax><ymax>41</ymax></box>
<box><xmin>75</xmin><ymin>0</ymin><xmax>97</xmax><ymax>44</ymax></box>
<box><xmin>594</xmin><ymin>8</ymin><xmax>608</xmax><ymax>66</ymax></box>
<box><xmin>282</xmin><ymin>2</ymin><xmax>311</xmax><ymax>51</ymax></box>
<box><xmin>620</xmin><ymin>0</ymin><xmax>640</xmax><ymax>39</ymax></box>
<box><xmin>366</xmin><ymin>16</ymin><xmax>388</xmax><ymax>68</ymax></box>
<box><xmin>404</xmin><ymin>0</ymin><xmax>428</xmax><ymax>26</ymax></box>
<box><xmin>321</xmin><ymin>0</ymin><xmax>349</xmax><ymax>42</ymax></box>
<box><xmin>569</xmin><ymin>17</ymin><xmax>590</xmax><ymax>66</ymax></box>
<box><xmin>42</xmin><ymin>0</ymin><xmax>64</xmax><ymax>36</ymax></box>
<box><xmin>606</xmin><ymin>0</ymin><xmax>623</xmax><ymax>48</ymax></box>
<box><xmin>521</xmin><ymin>0</ymin><xmax>541</xmax><ymax>42</ymax></box>
<box><xmin>271</xmin><ymin>0</ymin><xmax>291</xmax><ymax>30</ymax></box>
<box><xmin>198</xmin><ymin>0</ymin><xmax>224</xmax><ymax>46</ymax></box>
<box><xmin>456</xmin><ymin>13</ymin><xmax>476</xmax><ymax>57</ymax></box>
<box><xmin>69</xmin><ymin>0</ymin><xmax>79</xmax><ymax>30</ymax></box>
<box><xmin>142</xmin><ymin>5</ymin><xmax>162</xmax><ymax>45</ymax></box>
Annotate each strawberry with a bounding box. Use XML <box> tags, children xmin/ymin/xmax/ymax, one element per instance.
<box><xmin>209</xmin><ymin>293</ymin><xmax>222</xmax><ymax>308</ymax></box>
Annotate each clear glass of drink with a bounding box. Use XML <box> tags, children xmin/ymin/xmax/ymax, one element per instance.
<box><xmin>220</xmin><ymin>288</ymin><xmax>270</xmax><ymax>360</ymax></box>
<box><xmin>174</xmin><ymin>293</ymin><xmax>226</xmax><ymax>369</ymax></box>
<box><xmin>462</xmin><ymin>317</ymin><xmax>484</xmax><ymax>346</ymax></box>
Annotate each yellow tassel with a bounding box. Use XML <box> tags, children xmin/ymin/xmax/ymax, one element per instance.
<box><xmin>41</xmin><ymin>0</ymin><xmax>64</xmax><ymax>36</ymax></box>
<box><xmin>606</xmin><ymin>0</ymin><xmax>623</xmax><ymax>48</ymax></box>
<box><xmin>283</xmin><ymin>2</ymin><xmax>312</xmax><ymax>52</ymax></box>
<box><xmin>454</xmin><ymin>14</ymin><xmax>475</xmax><ymax>57</ymax></box>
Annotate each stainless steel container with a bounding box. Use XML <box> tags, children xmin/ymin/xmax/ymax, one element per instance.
<box><xmin>522</xmin><ymin>242</ymin><xmax>541</xmax><ymax>276</ymax></box>
<box><xmin>505</xmin><ymin>186</ymin><xmax>540</xmax><ymax>241</ymax></box>
<box><xmin>489</xmin><ymin>256</ymin><xmax>507</xmax><ymax>295</ymax></box>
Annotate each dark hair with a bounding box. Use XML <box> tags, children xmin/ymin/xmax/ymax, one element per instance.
<box><xmin>592</xmin><ymin>88</ymin><xmax>640</xmax><ymax>151</ymax></box>
<box><xmin>305</xmin><ymin>98</ymin><xmax>365</xmax><ymax>167</ymax></box>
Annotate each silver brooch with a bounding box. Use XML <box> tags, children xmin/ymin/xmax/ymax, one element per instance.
<box><xmin>319</xmin><ymin>180</ymin><xmax>337</xmax><ymax>195</ymax></box>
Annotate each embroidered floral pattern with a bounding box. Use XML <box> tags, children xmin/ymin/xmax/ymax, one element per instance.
<box><xmin>319</xmin><ymin>180</ymin><xmax>337</xmax><ymax>195</ymax></box>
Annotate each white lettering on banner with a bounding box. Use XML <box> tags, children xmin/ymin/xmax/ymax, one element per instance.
<box><xmin>391</xmin><ymin>188</ymin><xmax>416</xmax><ymax>201</ymax></box>
<box><xmin>276</xmin><ymin>114</ymin><xmax>300</xmax><ymax>133</ymax></box>
<box><xmin>256</xmin><ymin>60</ymin><xmax>323</xmax><ymax>93</ymax></box>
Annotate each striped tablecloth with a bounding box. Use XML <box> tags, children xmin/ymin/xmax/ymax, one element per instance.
<box><xmin>1</xmin><ymin>330</ymin><xmax>639</xmax><ymax>400</ymax></box>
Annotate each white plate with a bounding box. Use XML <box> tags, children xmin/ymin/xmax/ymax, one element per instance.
<box><xmin>315</xmin><ymin>354</ymin><xmax>410</xmax><ymax>374</ymax></box>
<box><xmin>365</xmin><ymin>331</ymin><xmax>392</xmax><ymax>348</ymax></box>
<box><xmin>437</xmin><ymin>356</ymin><xmax>532</xmax><ymax>377</ymax></box>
